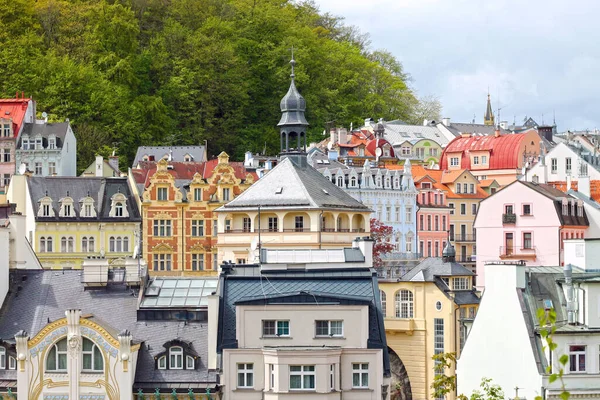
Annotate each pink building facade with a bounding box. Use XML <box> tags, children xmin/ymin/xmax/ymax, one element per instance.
<box><xmin>474</xmin><ymin>180</ymin><xmax>588</xmax><ymax>287</ymax></box>
<box><xmin>416</xmin><ymin>181</ymin><xmax>451</xmax><ymax>258</ymax></box>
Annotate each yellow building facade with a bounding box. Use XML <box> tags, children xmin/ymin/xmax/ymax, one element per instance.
<box><xmin>377</xmin><ymin>252</ymin><xmax>479</xmax><ymax>400</ymax></box>
<box><xmin>8</xmin><ymin>174</ymin><xmax>141</xmax><ymax>269</ymax></box>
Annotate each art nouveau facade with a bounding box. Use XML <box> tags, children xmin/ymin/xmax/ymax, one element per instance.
<box><xmin>7</xmin><ymin>174</ymin><xmax>141</xmax><ymax>269</ymax></box>
<box><xmin>135</xmin><ymin>152</ymin><xmax>255</xmax><ymax>275</ymax></box>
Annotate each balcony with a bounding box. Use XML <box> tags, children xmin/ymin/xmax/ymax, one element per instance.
<box><xmin>384</xmin><ymin>317</ymin><xmax>415</xmax><ymax>333</ymax></box>
<box><xmin>456</xmin><ymin>254</ymin><xmax>476</xmax><ymax>263</ymax></box>
<box><xmin>499</xmin><ymin>246</ymin><xmax>537</xmax><ymax>260</ymax></box>
<box><xmin>454</xmin><ymin>234</ymin><xmax>476</xmax><ymax>242</ymax></box>
<box><xmin>502</xmin><ymin>213</ymin><xmax>517</xmax><ymax>224</ymax></box>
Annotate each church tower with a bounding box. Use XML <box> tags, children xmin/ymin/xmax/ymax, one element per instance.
<box><xmin>278</xmin><ymin>55</ymin><xmax>309</xmax><ymax>159</ymax></box>
<box><xmin>484</xmin><ymin>93</ymin><xmax>495</xmax><ymax>126</ymax></box>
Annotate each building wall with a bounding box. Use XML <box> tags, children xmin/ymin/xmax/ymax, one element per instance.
<box><xmin>474</xmin><ymin>183</ymin><xmax>563</xmax><ymax>287</ymax></box>
<box><xmin>529</xmin><ymin>143</ymin><xmax>600</xmax><ymax>184</ymax></box>
<box><xmin>61</xmin><ymin>125</ymin><xmax>77</xmax><ymax>176</ymax></box>
<box><xmin>379</xmin><ymin>280</ymin><xmax>476</xmax><ymax>400</ymax></box>
<box><xmin>34</xmin><ymin>221</ymin><xmax>140</xmax><ymax>269</ymax></box>
<box><xmin>0</xmin><ymin>226</ymin><xmax>9</xmax><ymax>305</ymax></box>
<box><xmin>457</xmin><ymin>264</ymin><xmax>543</xmax><ymax>400</ymax></box>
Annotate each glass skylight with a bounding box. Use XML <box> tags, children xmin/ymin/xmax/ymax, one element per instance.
<box><xmin>141</xmin><ymin>278</ymin><xmax>218</xmax><ymax>308</ymax></box>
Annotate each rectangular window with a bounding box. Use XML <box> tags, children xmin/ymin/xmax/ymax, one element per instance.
<box><xmin>329</xmin><ymin>364</ymin><xmax>334</xmax><ymax>391</ymax></box>
<box><xmin>450</xmin><ymin>157</ymin><xmax>459</xmax><ymax>167</ymax></box>
<box><xmin>194</xmin><ymin>188</ymin><xmax>202</xmax><ymax>202</ymax></box>
<box><xmin>452</xmin><ymin>277</ymin><xmax>469</xmax><ymax>290</ymax></box>
<box><xmin>35</xmin><ymin>162</ymin><xmax>42</xmax><ymax>175</ymax></box>
<box><xmin>191</xmin><ymin>220</ymin><xmax>204</xmax><ymax>237</ymax></box>
<box><xmin>237</xmin><ymin>363</ymin><xmax>254</xmax><ymax>388</ymax></box>
<box><xmin>263</xmin><ymin>320</ymin><xmax>290</xmax><ymax>337</ymax></box>
<box><xmin>435</xmin><ymin>215</ymin><xmax>439</xmax><ymax>231</ymax></box>
<box><xmin>243</xmin><ymin>217</ymin><xmax>251</xmax><ymax>232</ymax></box>
<box><xmin>434</xmin><ymin>318</ymin><xmax>445</xmax><ymax>379</ymax></box>
<box><xmin>157</xmin><ymin>187</ymin><xmax>168</xmax><ymax>201</ymax></box>
<box><xmin>48</xmin><ymin>138</ymin><xmax>55</xmax><ymax>149</ymax></box>
<box><xmin>419</xmin><ymin>215</ymin><xmax>424</xmax><ymax>231</ymax></box>
<box><xmin>153</xmin><ymin>220</ymin><xmax>172</xmax><ymax>236</ymax></box>
<box><xmin>191</xmin><ymin>253</ymin><xmax>204</xmax><ymax>270</ymax></box>
<box><xmin>460</xmin><ymin>204</ymin><xmax>466</xmax><ymax>215</ymax></box>
<box><xmin>290</xmin><ymin>365</ymin><xmax>315</xmax><ymax>390</ymax></box>
<box><xmin>395</xmin><ymin>207</ymin><xmax>400</xmax><ymax>222</ymax></box>
<box><xmin>442</xmin><ymin>216</ymin><xmax>447</xmax><ymax>231</ymax></box>
<box><xmin>213</xmin><ymin>220</ymin><xmax>218</xmax><ymax>236</ymax></box>
<box><xmin>566</xmin><ymin>157</ymin><xmax>572</xmax><ymax>173</ymax></box>
<box><xmin>213</xmin><ymin>253</ymin><xmax>218</xmax><ymax>270</ymax></box>
<box><xmin>505</xmin><ymin>204</ymin><xmax>514</xmax><ymax>214</ymax></box>
<box><xmin>315</xmin><ymin>320</ymin><xmax>343</xmax><ymax>337</ymax></box>
<box><xmin>268</xmin><ymin>217</ymin><xmax>278</xmax><ymax>232</ymax></box>
<box><xmin>222</xmin><ymin>188</ymin><xmax>230</xmax><ymax>201</ymax></box>
<box><xmin>456</xmin><ymin>184</ymin><xmax>461</xmax><ymax>194</ymax></box>
<box><xmin>523</xmin><ymin>232</ymin><xmax>532</xmax><ymax>249</ymax></box>
<box><xmin>523</xmin><ymin>204</ymin><xmax>532</xmax><ymax>215</ymax></box>
<box><xmin>470</xmin><ymin>183</ymin><xmax>475</xmax><ymax>194</ymax></box>
<box><xmin>449</xmin><ymin>203</ymin><xmax>454</xmax><ymax>215</ymax></box>
<box><xmin>153</xmin><ymin>253</ymin><xmax>172</xmax><ymax>271</ymax></box>
<box><xmin>2</xmin><ymin>149</ymin><xmax>10</xmax><ymax>163</ymax></box>
<box><xmin>48</xmin><ymin>162</ymin><xmax>56</xmax><ymax>176</ymax></box>
<box><xmin>473</xmin><ymin>156</ymin><xmax>479</xmax><ymax>165</ymax></box>
<box><xmin>463</xmin><ymin>183</ymin><xmax>468</xmax><ymax>193</ymax></box>
<box><xmin>295</xmin><ymin>216</ymin><xmax>304</xmax><ymax>231</ymax></box>
<box><xmin>472</xmin><ymin>204</ymin><xmax>477</xmax><ymax>215</ymax></box>
<box><xmin>2</xmin><ymin>174</ymin><xmax>9</xmax><ymax>187</ymax></box>
<box><xmin>2</xmin><ymin>124</ymin><xmax>10</xmax><ymax>137</ymax></box>
<box><xmin>481</xmin><ymin>155</ymin><xmax>487</xmax><ymax>164</ymax></box>
<box><xmin>352</xmin><ymin>363</ymin><xmax>369</xmax><ymax>388</ymax></box>
<box><xmin>406</xmin><ymin>207</ymin><xmax>412</xmax><ymax>223</ymax></box>
<box><xmin>551</xmin><ymin>158</ymin><xmax>558</xmax><ymax>173</ymax></box>
<box><xmin>569</xmin><ymin>345</ymin><xmax>586</xmax><ymax>372</ymax></box>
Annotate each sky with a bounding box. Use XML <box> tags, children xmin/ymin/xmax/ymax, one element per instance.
<box><xmin>315</xmin><ymin>0</ymin><xmax>600</xmax><ymax>131</ymax></box>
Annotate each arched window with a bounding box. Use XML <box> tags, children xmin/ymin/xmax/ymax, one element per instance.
<box><xmin>350</xmin><ymin>176</ymin><xmax>357</xmax><ymax>187</ymax></box>
<box><xmin>61</xmin><ymin>237</ymin><xmax>73</xmax><ymax>252</ymax></box>
<box><xmin>88</xmin><ymin>237</ymin><xmax>95</xmax><ymax>252</ymax></box>
<box><xmin>395</xmin><ymin>290</ymin><xmax>414</xmax><ymax>318</ymax></box>
<box><xmin>82</xmin><ymin>237</ymin><xmax>88</xmax><ymax>252</ymax></box>
<box><xmin>337</xmin><ymin>176</ymin><xmax>344</xmax><ymax>187</ymax></box>
<box><xmin>82</xmin><ymin>338</ymin><xmax>104</xmax><ymax>372</ymax></box>
<box><xmin>109</xmin><ymin>237</ymin><xmax>115</xmax><ymax>252</ymax></box>
<box><xmin>186</xmin><ymin>355</ymin><xmax>195</xmax><ymax>369</ymax></box>
<box><xmin>116</xmin><ymin>237</ymin><xmax>122</xmax><ymax>252</ymax></box>
<box><xmin>380</xmin><ymin>291</ymin><xmax>387</xmax><ymax>317</ymax></box>
<box><xmin>170</xmin><ymin>346</ymin><xmax>183</xmax><ymax>369</ymax></box>
<box><xmin>123</xmin><ymin>237</ymin><xmax>129</xmax><ymax>252</ymax></box>
<box><xmin>46</xmin><ymin>338</ymin><xmax>68</xmax><ymax>372</ymax></box>
<box><xmin>115</xmin><ymin>202</ymin><xmax>124</xmax><ymax>217</ymax></box>
<box><xmin>0</xmin><ymin>347</ymin><xmax>5</xmax><ymax>369</ymax></box>
<box><xmin>158</xmin><ymin>356</ymin><xmax>166</xmax><ymax>369</ymax></box>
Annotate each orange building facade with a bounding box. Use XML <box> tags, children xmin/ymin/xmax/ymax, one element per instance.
<box><xmin>135</xmin><ymin>152</ymin><xmax>256</xmax><ymax>276</ymax></box>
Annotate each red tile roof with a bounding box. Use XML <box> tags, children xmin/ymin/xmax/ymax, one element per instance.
<box><xmin>548</xmin><ymin>180</ymin><xmax>600</xmax><ymax>203</ymax></box>
<box><xmin>440</xmin><ymin>133</ymin><xmax>531</xmax><ymax>170</ymax></box>
<box><xmin>0</xmin><ymin>98</ymin><xmax>32</xmax><ymax>136</ymax></box>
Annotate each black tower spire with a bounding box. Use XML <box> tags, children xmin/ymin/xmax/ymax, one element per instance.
<box><xmin>278</xmin><ymin>50</ymin><xmax>309</xmax><ymax>158</ymax></box>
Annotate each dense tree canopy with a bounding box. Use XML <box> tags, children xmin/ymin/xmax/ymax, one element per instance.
<box><xmin>0</xmin><ymin>0</ymin><xmax>423</xmax><ymax>170</ymax></box>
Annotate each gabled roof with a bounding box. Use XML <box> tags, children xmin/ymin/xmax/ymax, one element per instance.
<box><xmin>218</xmin><ymin>157</ymin><xmax>370</xmax><ymax>211</ymax></box>
<box><xmin>401</xmin><ymin>257</ymin><xmax>475</xmax><ymax>282</ymax></box>
<box><xmin>444</xmin><ymin>123</ymin><xmax>509</xmax><ymax>137</ymax></box>
<box><xmin>0</xmin><ymin>98</ymin><xmax>32</xmax><ymax>136</ymax></box>
<box><xmin>19</xmin><ymin>122</ymin><xmax>70</xmax><ymax>149</ymax></box>
<box><xmin>0</xmin><ymin>270</ymin><xmax>216</xmax><ymax>387</ymax></box>
<box><xmin>374</xmin><ymin>121</ymin><xmax>449</xmax><ymax>146</ymax></box>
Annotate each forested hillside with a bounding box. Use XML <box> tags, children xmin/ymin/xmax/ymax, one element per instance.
<box><xmin>0</xmin><ymin>0</ymin><xmax>423</xmax><ymax>170</ymax></box>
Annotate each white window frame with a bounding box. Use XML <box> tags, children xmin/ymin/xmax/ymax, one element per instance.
<box><xmin>289</xmin><ymin>365</ymin><xmax>315</xmax><ymax>390</ymax></box>
<box><xmin>8</xmin><ymin>356</ymin><xmax>15</xmax><ymax>370</ymax></box>
<box><xmin>450</xmin><ymin>157</ymin><xmax>459</xmax><ymax>167</ymax></box>
<box><xmin>158</xmin><ymin>356</ymin><xmax>166</xmax><ymax>369</ymax></box>
<box><xmin>191</xmin><ymin>253</ymin><xmax>204</xmax><ymax>271</ymax></box>
<box><xmin>192</xmin><ymin>220</ymin><xmax>204</xmax><ymax>237</ymax></box>
<box><xmin>157</xmin><ymin>187</ymin><xmax>168</xmax><ymax>201</ymax></box>
<box><xmin>222</xmin><ymin>188</ymin><xmax>230</xmax><ymax>201</ymax></box>
<box><xmin>315</xmin><ymin>320</ymin><xmax>344</xmax><ymax>337</ymax></box>
<box><xmin>452</xmin><ymin>277</ymin><xmax>469</xmax><ymax>290</ymax></box>
<box><xmin>570</xmin><ymin>345</ymin><xmax>586</xmax><ymax>373</ymax></box>
<box><xmin>395</xmin><ymin>290</ymin><xmax>414</xmax><ymax>318</ymax></box>
<box><xmin>169</xmin><ymin>346</ymin><xmax>183</xmax><ymax>369</ymax></box>
<box><xmin>237</xmin><ymin>363</ymin><xmax>254</xmax><ymax>388</ymax></box>
<box><xmin>194</xmin><ymin>188</ymin><xmax>202</xmax><ymax>202</ymax></box>
<box><xmin>186</xmin><ymin>355</ymin><xmax>195</xmax><ymax>369</ymax></box>
<box><xmin>46</xmin><ymin>339</ymin><xmax>68</xmax><ymax>372</ymax></box>
<box><xmin>153</xmin><ymin>220</ymin><xmax>172</xmax><ymax>236</ymax></box>
<box><xmin>153</xmin><ymin>253</ymin><xmax>172</xmax><ymax>271</ymax></box>
<box><xmin>0</xmin><ymin>347</ymin><xmax>4</xmax><ymax>369</ymax></box>
<box><xmin>352</xmin><ymin>363</ymin><xmax>369</xmax><ymax>388</ymax></box>
<box><xmin>82</xmin><ymin>337</ymin><xmax>104</xmax><ymax>372</ymax></box>
<box><xmin>551</xmin><ymin>158</ymin><xmax>558</xmax><ymax>173</ymax></box>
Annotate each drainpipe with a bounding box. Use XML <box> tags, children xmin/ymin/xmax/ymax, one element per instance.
<box><xmin>564</xmin><ymin>263</ymin><xmax>574</xmax><ymax>324</ymax></box>
<box><xmin>578</xmin><ymin>283</ymin><xmax>586</xmax><ymax>327</ymax></box>
<box><xmin>319</xmin><ymin>211</ymin><xmax>323</xmax><ymax>249</ymax></box>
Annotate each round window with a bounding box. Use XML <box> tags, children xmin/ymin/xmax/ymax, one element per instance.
<box><xmin>435</xmin><ymin>301</ymin><xmax>442</xmax><ymax>311</ymax></box>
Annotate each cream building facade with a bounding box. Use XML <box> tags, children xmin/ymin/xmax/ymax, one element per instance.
<box><xmin>377</xmin><ymin>246</ymin><xmax>480</xmax><ymax>400</ymax></box>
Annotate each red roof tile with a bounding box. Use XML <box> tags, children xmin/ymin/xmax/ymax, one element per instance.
<box><xmin>0</xmin><ymin>98</ymin><xmax>32</xmax><ymax>136</ymax></box>
<box><xmin>440</xmin><ymin>133</ymin><xmax>534</xmax><ymax>170</ymax></box>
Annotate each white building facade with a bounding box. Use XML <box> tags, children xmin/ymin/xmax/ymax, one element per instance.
<box><xmin>15</xmin><ymin>121</ymin><xmax>77</xmax><ymax>177</ymax></box>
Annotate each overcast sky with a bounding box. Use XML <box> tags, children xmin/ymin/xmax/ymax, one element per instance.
<box><xmin>316</xmin><ymin>0</ymin><xmax>600</xmax><ymax>131</ymax></box>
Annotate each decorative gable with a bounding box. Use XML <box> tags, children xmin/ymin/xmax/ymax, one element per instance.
<box><xmin>58</xmin><ymin>195</ymin><xmax>75</xmax><ymax>217</ymax></box>
<box><xmin>38</xmin><ymin>196</ymin><xmax>55</xmax><ymax>217</ymax></box>
<box><xmin>109</xmin><ymin>192</ymin><xmax>129</xmax><ymax>218</ymax></box>
<box><xmin>79</xmin><ymin>196</ymin><xmax>97</xmax><ymax>218</ymax></box>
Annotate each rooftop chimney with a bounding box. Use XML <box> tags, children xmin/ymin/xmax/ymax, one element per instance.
<box><xmin>442</xmin><ymin>117</ymin><xmax>450</xmax><ymax>127</ymax></box>
<box><xmin>108</xmin><ymin>156</ymin><xmax>119</xmax><ymax>175</ymax></box>
<box><xmin>95</xmin><ymin>155</ymin><xmax>103</xmax><ymax>177</ymax></box>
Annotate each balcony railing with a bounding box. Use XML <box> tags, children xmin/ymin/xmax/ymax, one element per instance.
<box><xmin>377</xmin><ymin>265</ymin><xmax>413</xmax><ymax>279</ymax></box>
<box><xmin>456</xmin><ymin>254</ymin><xmax>477</xmax><ymax>263</ymax></box>
<box><xmin>380</xmin><ymin>252</ymin><xmax>422</xmax><ymax>261</ymax></box>
<box><xmin>454</xmin><ymin>234</ymin><xmax>476</xmax><ymax>242</ymax></box>
<box><xmin>502</xmin><ymin>213</ymin><xmax>517</xmax><ymax>224</ymax></box>
<box><xmin>499</xmin><ymin>246</ymin><xmax>537</xmax><ymax>260</ymax></box>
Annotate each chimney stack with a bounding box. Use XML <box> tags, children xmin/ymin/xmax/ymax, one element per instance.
<box><xmin>108</xmin><ymin>156</ymin><xmax>120</xmax><ymax>175</ymax></box>
<box><xmin>442</xmin><ymin>117</ymin><xmax>450</xmax><ymax>127</ymax></box>
<box><xmin>95</xmin><ymin>155</ymin><xmax>103</xmax><ymax>177</ymax></box>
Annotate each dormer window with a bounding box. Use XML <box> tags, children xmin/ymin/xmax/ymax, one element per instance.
<box><xmin>184</xmin><ymin>154</ymin><xmax>192</xmax><ymax>162</ymax></box>
<box><xmin>1</xmin><ymin>123</ymin><xmax>10</xmax><ymax>137</ymax></box>
<box><xmin>156</xmin><ymin>343</ymin><xmax>198</xmax><ymax>370</ymax></box>
<box><xmin>21</xmin><ymin>135</ymin><xmax>30</xmax><ymax>150</ymax></box>
<box><xmin>143</xmin><ymin>155</ymin><xmax>149</xmax><ymax>161</ymax></box>
<box><xmin>337</xmin><ymin>176</ymin><xmax>344</xmax><ymax>187</ymax></box>
<box><xmin>59</xmin><ymin>197</ymin><xmax>74</xmax><ymax>217</ymax></box>
<box><xmin>109</xmin><ymin>193</ymin><xmax>129</xmax><ymax>218</ymax></box>
<box><xmin>48</xmin><ymin>135</ymin><xmax>56</xmax><ymax>150</ymax></box>
<box><xmin>350</xmin><ymin>176</ymin><xmax>357</xmax><ymax>188</ymax></box>
<box><xmin>0</xmin><ymin>347</ymin><xmax>5</xmax><ymax>369</ymax></box>
<box><xmin>170</xmin><ymin>347</ymin><xmax>183</xmax><ymax>369</ymax></box>
<box><xmin>38</xmin><ymin>196</ymin><xmax>55</xmax><ymax>217</ymax></box>
<box><xmin>157</xmin><ymin>187</ymin><xmax>168</xmax><ymax>201</ymax></box>
<box><xmin>35</xmin><ymin>135</ymin><xmax>43</xmax><ymax>150</ymax></box>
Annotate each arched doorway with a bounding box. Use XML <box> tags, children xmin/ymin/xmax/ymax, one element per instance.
<box><xmin>389</xmin><ymin>347</ymin><xmax>412</xmax><ymax>400</ymax></box>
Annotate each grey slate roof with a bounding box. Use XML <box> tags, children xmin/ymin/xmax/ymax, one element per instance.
<box><xmin>0</xmin><ymin>270</ymin><xmax>216</xmax><ymax>387</ymax></box>
<box><xmin>18</xmin><ymin>122</ymin><xmax>70</xmax><ymax>149</ymax></box>
<box><xmin>216</xmin><ymin>265</ymin><xmax>390</xmax><ymax>375</ymax></box>
<box><xmin>132</xmin><ymin>146</ymin><xmax>207</xmax><ymax>167</ymax></box>
<box><xmin>401</xmin><ymin>257</ymin><xmax>475</xmax><ymax>281</ymax></box>
<box><xmin>217</xmin><ymin>156</ymin><xmax>370</xmax><ymax>211</ymax></box>
<box><xmin>378</xmin><ymin>122</ymin><xmax>449</xmax><ymax>146</ymax></box>
<box><xmin>445</xmin><ymin>123</ymin><xmax>508</xmax><ymax>136</ymax></box>
<box><xmin>28</xmin><ymin>176</ymin><xmax>141</xmax><ymax>222</ymax></box>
